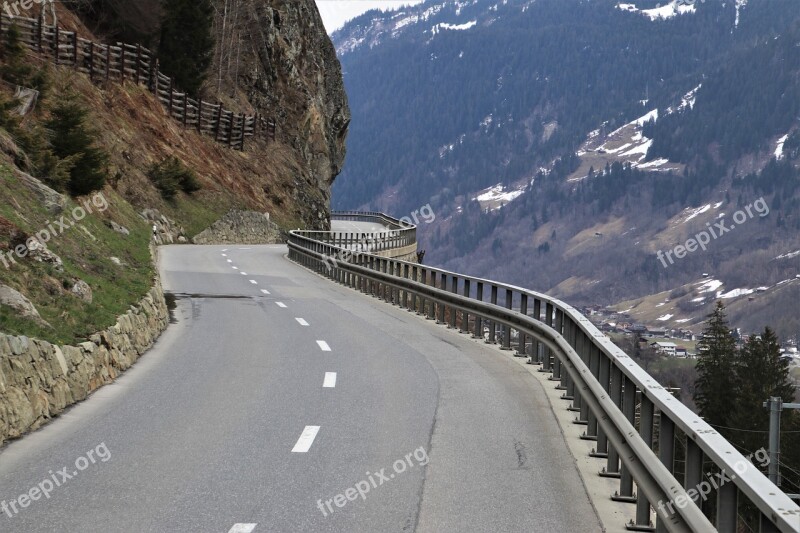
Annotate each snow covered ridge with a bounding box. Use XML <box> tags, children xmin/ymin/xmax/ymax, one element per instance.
<box><xmin>617</xmin><ymin>0</ymin><xmax>697</xmax><ymax>21</ymax></box>
<box><xmin>472</xmin><ymin>183</ymin><xmax>525</xmax><ymax>211</ymax></box>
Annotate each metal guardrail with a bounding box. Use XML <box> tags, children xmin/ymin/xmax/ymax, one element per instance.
<box><xmin>298</xmin><ymin>211</ymin><xmax>417</xmax><ymax>254</ymax></box>
<box><xmin>288</xmin><ymin>218</ymin><xmax>800</xmax><ymax>533</ymax></box>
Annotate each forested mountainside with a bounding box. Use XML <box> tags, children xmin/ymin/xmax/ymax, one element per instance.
<box><xmin>331</xmin><ymin>0</ymin><xmax>800</xmax><ymax>338</ymax></box>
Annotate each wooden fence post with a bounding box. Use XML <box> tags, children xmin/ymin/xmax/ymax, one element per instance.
<box><xmin>152</xmin><ymin>58</ymin><xmax>159</xmax><ymax>94</ymax></box>
<box><xmin>88</xmin><ymin>41</ymin><xmax>94</xmax><ymax>80</ymax></box>
<box><xmin>72</xmin><ymin>32</ymin><xmax>77</xmax><ymax>66</ymax></box>
<box><xmin>227</xmin><ymin>111</ymin><xmax>235</xmax><ymax>147</ymax></box>
<box><xmin>54</xmin><ymin>25</ymin><xmax>59</xmax><ymax>65</ymax></box>
<box><xmin>167</xmin><ymin>78</ymin><xmax>174</xmax><ymax>117</ymax></box>
<box><xmin>105</xmin><ymin>44</ymin><xmax>111</xmax><ymax>81</ymax></box>
<box><xmin>37</xmin><ymin>12</ymin><xmax>43</xmax><ymax>53</ymax></box>
<box><xmin>183</xmin><ymin>95</ymin><xmax>188</xmax><ymax>127</ymax></box>
<box><xmin>135</xmin><ymin>44</ymin><xmax>141</xmax><ymax>84</ymax></box>
<box><xmin>197</xmin><ymin>99</ymin><xmax>203</xmax><ymax>132</ymax></box>
<box><xmin>214</xmin><ymin>105</ymin><xmax>223</xmax><ymax>141</ymax></box>
<box><xmin>120</xmin><ymin>43</ymin><xmax>125</xmax><ymax>81</ymax></box>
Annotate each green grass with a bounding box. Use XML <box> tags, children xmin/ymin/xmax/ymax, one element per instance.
<box><xmin>0</xmin><ymin>165</ymin><xmax>153</xmax><ymax>345</ymax></box>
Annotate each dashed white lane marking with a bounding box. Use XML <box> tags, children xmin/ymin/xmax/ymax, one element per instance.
<box><xmin>249</xmin><ymin>280</ymin><xmax>258</xmax><ymax>285</ymax></box>
<box><xmin>291</xmin><ymin>426</ymin><xmax>320</xmax><ymax>453</ymax></box>
<box><xmin>323</xmin><ymin>372</ymin><xmax>337</xmax><ymax>388</ymax></box>
<box><xmin>276</xmin><ymin>302</ymin><xmax>287</xmax><ymax>308</ymax></box>
<box><xmin>295</xmin><ymin>318</ymin><xmax>309</xmax><ymax>326</ymax></box>
<box><xmin>238</xmin><ymin>247</ymin><xmax>252</xmax><ymax>250</ymax></box>
<box><xmin>316</xmin><ymin>340</ymin><xmax>331</xmax><ymax>352</ymax></box>
<box><xmin>228</xmin><ymin>524</ymin><xmax>256</xmax><ymax>533</ymax></box>
<box><xmin>232</xmin><ymin>266</ymin><xmax>238</xmax><ymax>270</ymax></box>
<box><xmin>222</xmin><ymin>249</ymin><xmax>228</xmax><ymax>252</ymax></box>
<box><xmin>227</xmin><ymin>259</ymin><xmax>232</xmax><ymax>263</ymax></box>
<box><xmin>260</xmin><ymin>289</ymin><xmax>270</xmax><ymax>295</ymax></box>
<box><xmin>241</xmin><ymin>272</ymin><xmax>247</xmax><ymax>276</ymax></box>
<box><xmin>222</xmin><ymin>253</ymin><xmax>227</xmax><ymax>257</ymax></box>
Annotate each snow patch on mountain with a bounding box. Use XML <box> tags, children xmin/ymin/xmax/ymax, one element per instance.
<box><xmin>431</xmin><ymin>20</ymin><xmax>477</xmax><ymax>35</ymax></box>
<box><xmin>617</xmin><ymin>1</ymin><xmax>696</xmax><ymax>21</ymax></box>
<box><xmin>775</xmin><ymin>133</ymin><xmax>789</xmax><ymax>160</ymax></box>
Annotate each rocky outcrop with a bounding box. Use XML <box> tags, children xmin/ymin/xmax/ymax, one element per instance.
<box><xmin>140</xmin><ymin>208</ymin><xmax>187</xmax><ymax>244</ymax></box>
<box><xmin>192</xmin><ymin>210</ymin><xmax>282</xmax><ymax>245</ymax></box>
<box><xmin>210</xmin><ymin>0</ymin><xmax>350</xmax><ymax>229</ymax></box>
<box><xmin>0</xmin><ymin>276</ymin><xmax>168</xmax><ymax>446</ymax></box>
<box><xmin>0</xmin><ymin>284</ymin><xmax>49</xmax><ymax>328</ymax></box>
<box><xmin>14</xmin><ymin>169</ymin><xmax>66</xmax><ymax>215</ymax></box>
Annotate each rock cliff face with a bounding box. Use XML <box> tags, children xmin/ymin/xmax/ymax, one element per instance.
<box><xmin>212</xmin><ymin>0</ymin><xmax>350</xmax><ymax>228</ymax></box>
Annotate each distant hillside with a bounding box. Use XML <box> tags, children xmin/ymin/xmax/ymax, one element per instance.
<box><xmin>331</xmin><ymin>0</ymin><xmax>800</xmax><ymax>338</ymax></box>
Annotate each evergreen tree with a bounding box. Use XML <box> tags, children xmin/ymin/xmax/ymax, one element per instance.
<box><xmin>694</xmin><ymin>301</ymin><xmax>739</xmax><ymax>439</ymax></box>
<box><xmin>728</xmin><ymin>328</ymin><xmax>796</xmax><ymax>459</ymax></box>
<box><xmin>45</xmin><ymin>99</ymin><xmax>108</xmax><ymax>196</ymax></box>
<box><xmin>157</xmin><ymin>0</ymin><xmax>215</xmax><ymax>96</ymax></box>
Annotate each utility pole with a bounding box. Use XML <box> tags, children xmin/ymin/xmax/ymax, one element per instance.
<box><xmin>763</xmin><ymin>396</ymin><xmax>800</xmax><ymax>499</ymax></box>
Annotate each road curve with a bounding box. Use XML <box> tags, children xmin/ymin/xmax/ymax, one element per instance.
<box><xmin>0</xmin><ymin>245</ymin><xmax>601</xmax><ymax>533</ymax></box>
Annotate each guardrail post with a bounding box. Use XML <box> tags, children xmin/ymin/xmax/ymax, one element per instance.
<box><xmin>461</xmin><ymin>279</ymin><xmax>470</xmax><ymax>334</ymax></box>
<box><xmin>551</xmin><ymin>310</ymin><xmax>564</xmax><ymax>383</ymax></box>
<box><xmin>515</xmin><ymin>294</ymin><xmax>528</xmax><ymax>357</ymax></box>
<box><xmin>655</xmin><ymin>416</ymin><xmax>675</xmax><ymax>533</ymax></box>
<box><xmin>428</xmin><ymin>272</ymin><xmax>437</xmax><ymax>320</ymax></box>
<box><xmin>630</xmin><ymin>395</ymin><xmax>655</xmax><ymax>530</ymax></box>
<box><xmin>716</xmin><ymin>481</ymin><xmax>737</xmax><ymax>533</ymax></box>
<box><xmin>591</xmin><ymin>354</ymin><xmax>611</xmax><ymax>458</ymax></box>
<box><xmin>487</xmin><ymin>285</ymin><xmax>498</xmax><ymax>343</ymax></box>
<box><xmin>581</xmin><ymin>344</ymin><xmax>600</xmax><ymax>439</ymax></box>
<box><xmin>449</xmin><ymin>276</ymin><xmax>458</xmax><ymax>328</ymax></box>
<box><xmin>473</xmin><ymin>282</ymin><xmax>484</xmax><ymax>339</ymax></box>
<box><xmin>541</xmin><ymin>302</ymin><xmax>554</xmax><ymax>372</ymax></box>
<box><xmin>419</xmin><ymin>268</ymin><xmax>428</xmax><ymax>316</ymax></box>
<box><xmin>437</xmin><ymin>273</ymin><xmax>447</xmax><ymax>324</ymax></box>
<box><xmin>532</xmin><ymin>299</ymin><xmax>542</xmax><ymax>364</ymax></box>
<box><xmin>613</xmin><ymin>376</ymin><xmax>637</xmax><ymax>503</ymax></box>
<box><xmin>601</xmin><ymin>364</ymin><xmax>623</xmax><ymax>478</ymax></box>
<box><xmin>685</xmin><ymin>439</ymin><xmax>703</xmax><ymax>505</ymax></box>
<box><xmin>413</xmin><ymin>266</ymin><xmax>422</xmax><ymax>313</ymax></box>
<box><xmin>403</xmin><ymin>264</ymin><xmax>410</xmax><ymax>310</ymax></box>
<box><xmin>501</xmin><ymin>288</ymin><xmax>512</xmax><ymax>350</ymax></box>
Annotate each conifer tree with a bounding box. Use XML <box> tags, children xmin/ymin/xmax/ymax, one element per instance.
<box><xmin>693</xmin><ymin>301</ymin><xmax>738</xmax><ymax>439</ymax></box>
<box><xmin>157</xmin><ymin>0</ymin><xmax>215</xmax><ymax>96</ymax></box>
<box><xmin>729</xmin><ymin>328</ymin><xmax>796</xmax><ymax>460</ymax></box>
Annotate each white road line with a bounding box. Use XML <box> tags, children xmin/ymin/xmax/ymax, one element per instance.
<box><xmin>228</xmin><ymin>525</ymin><xmax>256</xmax><ymax>533</ymax></box>
<box><xmin>241</xmin><ymin>272</ymin><xmax>247</xmax><ymax>275</ymax></box>
<box><xmin>276</xmin><ymin>302</ymin><xmax>287</xmax><ymax>308</ymax></box>
<box><xmin>316</xmin><ymin>340</ymin><xmax>331</xmax><ymax>352</ymax></box>
<box><xmin>291</xmin><ymin>425</ymin><xmax>320</xmax><ymax>453</ymax></box>
<box><xmin>227</xmin><ymin>259</ymin><xmax>232</xmax><ymax>263</ymax></box>
<box><xmin>249</xmin><ymin>280</ymin><xmax>258</xmax><ymax>285</ymax></box>
<box><xmin>232</xmin><ymin>266</ymin><xmax>238</xmax><ymax>270</ymax></box>
<box><xmin>323</xmin><ymin>372</ymin><xmax>337</xmax><ymax>388</ymax></box>
<box><xmin>222</xmin><ymin>249</ymin><xmax>228</xmax><ymax>252</ymax></box>
<box><xmin>221</xmin><ymin>253</ymin><xmax>227</xmax><ymax>257</ymax></box>
<box><xmin>238</xmin><ymin>247</ymin><xmax>252</xmax><ymax>250</ymax></box>
<box><xmin>260</xmin><ymin>289</ymin><xmax>270</xmax><ymax>295</ymax></box>
<box><xmin>295</xmin><ymin>318</ymin><xmax>309</xmax><ymax>326</ymax></box>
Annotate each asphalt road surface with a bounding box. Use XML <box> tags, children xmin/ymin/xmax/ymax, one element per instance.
<box><xmin>0</xmin><ymin>245</ymin><xmax>601</xmax><ymax>533</ymax></box>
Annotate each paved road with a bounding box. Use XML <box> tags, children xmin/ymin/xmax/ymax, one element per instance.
<box><xmin>0</xmin><ymin>245</ymin><xmax>601</xmax><ymax>533</ymax></box>
<box><xmin>331</xmin><ymin>220</ymin><xmax>393</xmax><ymax>233</ymax></box>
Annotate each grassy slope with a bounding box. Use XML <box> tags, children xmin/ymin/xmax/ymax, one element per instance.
<box><xmin>0</xmin><ymin>34</ymin><xmax>318</xmax><ymax>343</ymax></box>
<box><xmin>0</xmin><ymin>166</ymin><xmax>152</xmax><ymax>345</ymax></box>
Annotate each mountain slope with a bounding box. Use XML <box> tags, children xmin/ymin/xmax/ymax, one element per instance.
<box><xmin>331</xmin><ymin>0</ymin><xmax>800</xmax><ymax>338</ymax></box>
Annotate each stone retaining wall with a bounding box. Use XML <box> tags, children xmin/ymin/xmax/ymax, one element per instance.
<box><xmin>192</xmin><ymin>210</ymin><xmax>282</xmax><ymax>245</ymax></box>
<box><xmin>0</xmin><ymin>274</ymin><xmax>168</xmax><ymax>446</ymax></box>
